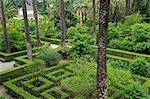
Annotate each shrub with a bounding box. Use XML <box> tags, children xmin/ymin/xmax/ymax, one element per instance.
<box><xmin>120</xmin><ymin>82</ymin><xmax>147</xmax><ymax>99</ymax></box>
<box><xmin>66</xmin><ymin>24</ymin><xmax>90</xmax><ymax>39</ymax></box>
<box><xmin>36</xmin><ymin>48</ymin><xmax>61</xmax><ymax>67</ymax></box>
<box><xmin>0</xmin><ymin>29</ymin><xmax>34</xmax><ymax>52</ymax></box>
<box><xmin>61</xmin><ymin>75</ymin><xmax>95</xmax><ymax>97</ymax></box>
<box><xmin>108</xmin><ymin>23</ymin><xmax>123</xmax><ymax>41</ymax></box>
<box><xmin>128</xmin><ymin>23</ymin><xmax>150</xmax><ymax>53</ymax></box>
<box><xmin>69</xmin><ymin>33</ymin><xmax>95</xmax><ymax>57</ymax></box>
<box><xmin>130</xmin><ymin>58</ymin><xmax>150</xmax><ymax>77</ymax></box>
<box><xmin>124</xmin><ymin>13</ymin><xmax>143</xmax><ymax>26</ymax></box>
<box><xmin>39</xmin><ymin>16</ymin><xmax>59</xmax><ymax>39</ymax></box>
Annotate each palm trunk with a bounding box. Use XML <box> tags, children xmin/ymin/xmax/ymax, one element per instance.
<box><xmin>93</xmin><ymin>0</ymin><xmax>96</xmax><ymax>43</ymax></box>
<box><xmin>22</xmin><ymin>0</ymin><xmax>32</xmax><ymax>59</ymax></box>
<box><xmin>97</xmin><ymin>0</ymin><xmax>110</xmax><ymax>98</ymax></box>
<box><xmin>0</xmin><ymin>0</ymin><xmax>10</xmax><ymax>53</ymax></box>
<box><xmin>59</xmin><ymin>0</ymin><xmax>66</xmax><ymax>53</ymax></box>
<box><xmin>80</xmin><ymin>8</ymin><xmax>83</xmax><ymax>26</ymax></box>
<box><xmin>126</xmin><ymin>0</ymin><xmax>131</xmax><ymax>16</ymax></box>
<box><xmin>32</xmin><ymin>0</ymin><xmax>41</xmax><ymax>46</ymax></box>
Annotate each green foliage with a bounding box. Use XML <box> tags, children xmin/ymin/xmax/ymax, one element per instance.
<box><xmin>61</xmin><ymin>75</ymin><xmax>95</xmax><ymax>97</ymax></box>
<box><xmin>69</xmin><ymin>33</ymin><xmax>95</xmax><ymax>57</ymax></box>
<box><xmin>108</xmin><ymin>23</ymin><xmax>123</xmax><ymax>41</ymax></box>
<box><xmin>130</xmin><ymin>58</ymin><xmax>150</xmax><ymax>78</ymax></box>
<box><xmin>36</xmin><ymin>48</ymin><xmax>61</xmax><ymax>67</ymax></box>
<box><xmin>128</xmin><ymin>23</ymin><xmax>150</xmax><ymax>52</ymax></box>
<box><xmin>0</xmin><ymin>18</ymin><xmax>35</xmax><ymax>52</ymax></box>
<box><xmin>39</xmin><ymin>16</ymin><xmax>59</xmax><ymax>39</ymax></box>
<box><xmin>61</xmin><ymin>57</ymin><xmax>149</xmax><ymax>98</ymax></box>
<box><xmin>108</xmin><ymin>22</ymin><xmax>150</xmax><ymax>54</ymax></box>
<box><xmin>66</xmin><ymin>24</ymin><xmax>90</xmax><ymax>39</ymax></box>
<box><xmin>120</xmin><ymin>82</ymin><xmax>147</xmax><ymax>99</ymax></box>
<box><xmin>107</xmin><ymin>59</ymin><xmax>129</xmax><ymax>69</ymax></box>
<box><xmin>124</xmin><ymin>13</ymin><xmax>143</xmax><ymax>26</ymax></box>
<box><xmin>0</xmin><ymin>30</ymin><xmax>30</xmax><ymax>52</ymax></box>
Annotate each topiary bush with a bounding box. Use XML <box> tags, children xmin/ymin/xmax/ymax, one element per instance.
<box><xmin>130</xmin><ymin>58</ymin><xmax>150</xmax><ymax>78</ymax></box>
<box><xmin>36</xmin><ymin>48</ymin><xmax>61</xmax><ymax>67</ymax></box>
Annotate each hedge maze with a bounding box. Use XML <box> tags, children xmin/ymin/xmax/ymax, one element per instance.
<box><xmin>3</xmin><ymin>63</ymin><xmax>75</xmax><ymax>99</ymax></box>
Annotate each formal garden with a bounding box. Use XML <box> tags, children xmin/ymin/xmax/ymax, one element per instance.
<box><xmin>0</xmin><ymin>0</ymin><xmax>150</xmax><ymax>99</ymax></box>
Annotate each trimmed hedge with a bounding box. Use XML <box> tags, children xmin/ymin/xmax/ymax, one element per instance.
<box><xmin>3</xmin><ymin>60</ymin><xmax>150</xmax><ymax>98</ymax></box>
<box><xmin>3</xmin><ymin>63</ymin><xmax>73</xmax><ymax>98</ymax></box>
<box><xmin>0</xmin><ymin>41</ymin><xmax>49</xmax><ymax>83</ymax></box>
<box><xmin>107</xmin><ymin>48</ymin><xmax>150</xmax><ymax>62</ymax></box>
<box><xmin>0</xmin><ymin>41</ymin><xmax>49</xmax><ymax>61</ymax></box>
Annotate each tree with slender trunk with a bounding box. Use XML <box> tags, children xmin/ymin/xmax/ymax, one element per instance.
<box><xmin>126</xmin><ymin>0</ymin><xmax>131</xmax><ymax>16</ymax></box>
<box><xmin>97</xmin><ymin>0</ymin><xmax>110</xmax><ymax>98</ymax></box>
<box><xmin>0</xmin><ymin>0</ymin><xmax>10</xmax><ymax>53</ymax></box>
<box><xmin>93</xmin><ymin>0</ymin><xmax>96</xmax><ymax>43</ymax></box>
<box><xmin>22</xmin><ymin>0</ymin><xmax>32</xmax><ymax>59</ymax></box>
<box><xmin>59</xmin><ymin>0</ymin><xmax>66</xmax><ymax>54</ymax></box>
<box><xmin>32</xmin><ymin>0</ymin><xmax>41</xmax><ymax>46</ymax></box>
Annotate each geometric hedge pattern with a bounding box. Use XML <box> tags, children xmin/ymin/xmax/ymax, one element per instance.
<box><xmin>3</xmin><ymin>63</ymin><xmax>75</xmax><ymax>99</ymax></box>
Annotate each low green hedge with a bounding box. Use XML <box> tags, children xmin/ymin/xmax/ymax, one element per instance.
<box><xmin>41</xmin><ymin>87</ymin><xmax>70</xmax><ymax>99</ymax></box>
<box><xmin>0</xmin><ymin>41</ymin><xmax>49</xmax><ymax>61</ymax></box>
<box><xmin>3</xmin><ymin>63</ymin><xmax>73</xmax><ymax>98</ymax></box>
<box><xmin>0</xmin><ymin>41</ymin><xmax>49</xmax><ymax>83</ymax></box>
<box><xmin>0</xmin><ymin>53</ymin><xmax>43</xmax><ymax>83</ymax></box>
<box><xmin>107</xmin><ymin>48</ymin><xmax>150</xmax><ymax>62</ymax></box>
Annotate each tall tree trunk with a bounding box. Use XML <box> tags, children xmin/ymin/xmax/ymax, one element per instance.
<box><xmin>80</xmin><ymin>8</ymin><xmax>84</xmax><ymax>26</ymax></box>
<box><xmin>22</xmin><ymin>0</ymin><xmax>32</xmax><ymax>59</ymax></box>
<box><xmin>32</xmin><ymin>0</ymin><xmax>41</xmax><ymax>46</ymax></box>
<box><xmin>126</xmin><ymin>0</ymin><xmax>131</xmax><ymax>16</ymax></box>
<box><xmin>0</xmin><ymin>0</ymin><xmax>10</xmax><ymax>53</ymax></box>
<box><xmin>93</xmin><ymin>0</ymin><xmax>96</xmax><ymax>43</ymax></box>
<box><xmin>59</xmin><ymin>0</ymin><xmax>66</xmax><ymax>53</ymax></box>
<box><xmin>97</xmin><ymin>0</ymin><xmax>110</xmax><ymax>98</ymax></box>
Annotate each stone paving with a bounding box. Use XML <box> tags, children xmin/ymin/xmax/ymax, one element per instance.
<box><xmin>0</xmin><ymin>61</ymin><xmax>16</xmax><ymax>72</ymax></box>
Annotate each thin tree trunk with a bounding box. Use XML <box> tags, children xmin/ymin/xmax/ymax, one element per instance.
<box><xmin>93</xmin><ymin>0</ymin><xmax>96</xmax><ymax>43</ymax></box>
<box><xmin>32</xmin><ymin>0</ymin><xmax>41</xmax><ymax>46</ymax></box>
<box><xmin>97</xmin><ymin>0</ymin><xmax>110</xmax><ymax>98</ymax></box>
<box><xmin>0</xmin><ymin>0</ymin><xmax>10</xmax><ymax>53</ymax></box>
<box><xmin>126</xmin><ymin>0</ymin><xmax>131</xmax><ymax>16</ymax></box>
<box><xmin>80</xmin><ymin>8</ymin><xmax>83</xmax><ymax>26</ymax></box>
<box><xmin>59</xmin><ymin>0</ymin><xmax>66</xmax><ymax>53</ymax></box>
<box><xmin>22</xmin><ymin>0</ymin><xmax>32</xmax><ymax>59</ymax></box>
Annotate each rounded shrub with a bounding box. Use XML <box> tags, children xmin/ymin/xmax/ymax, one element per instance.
<box><xmin>130</xmin><ymin>58</ymin><xmax>150</xmax><ymax>77</ymax></box>
<box><xmin>36</xmin><ymin>48</ymin><xmax>61</xmax><ymax>67</ymax></box>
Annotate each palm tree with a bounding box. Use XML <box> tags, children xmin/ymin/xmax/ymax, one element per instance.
<box><xmin>97</xmin><ymin>0</ymin><xmax>110</xmax><ymax>98</ymax></box>
<box><xmin>3</xmin><ymin>0</ymin><xmax>18</xmax><ymax>18</ymax></box>
<box><xmin>126</xmin><ymin>0</ymin><xmax>131</xmax><ymax>16</ymax></box>
<box><xmin>0</xmin><ymin>0</ymin><xmax>10</xmax><ymax>53</ymax></box>
<box><xmin>93</xmin><ymin>0</ymin><xmax>96</xmax><ymax>43</ymax></box>
<box><xmin>59</xmin><ymin>0</ymin><xmax>66</xmax><ymax>54</ymax></box>
<box><xmin>32</xmin><ymin>0</ymin><xmax>41</xmax><ymax>46</ymax></box>
<box><xmin>22</xmin><ymin>0</ymin><xmax>32</xmax><ymax>59</ymax></box>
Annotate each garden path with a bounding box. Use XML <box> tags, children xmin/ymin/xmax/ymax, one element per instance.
<box><xmin>0</xmin><ymin>61</ymin><xmax>15</xmax><ymax>72</ymax></box>
<box><xmin>0</xmin><ymin>85</ymin><xmax>12</xmax><ymax>98</ymax></box>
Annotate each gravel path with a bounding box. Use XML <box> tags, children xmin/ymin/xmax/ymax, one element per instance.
<box><xmin>0</xmin><ymin>86</ymin><xmax>12</xmax><ymax>98</ymax></box>
<box><xmin>0</xmin><ymin>61</ymin><xmax>15</xmax><ymax>72</ymax></box>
